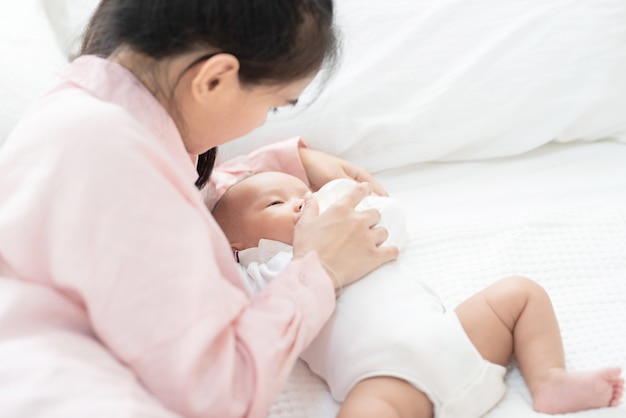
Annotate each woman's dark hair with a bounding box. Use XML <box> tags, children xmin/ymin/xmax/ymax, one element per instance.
<box><xmin>79</xmin><ymin>0</ymin><xmax>338</xmax><ymax>189</ymax></box>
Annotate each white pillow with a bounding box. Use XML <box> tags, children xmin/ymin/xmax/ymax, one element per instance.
<box><xmin>41</xmin><ymin>0</ymin><xmax>100</xmax><ymax>59</ymax></box>
<box><xmin>4</xmin><ymin>0</ymin><xmax>626</xmax><ymax>169</ymax></box>
<box><xmin>0</xmin><ymin>2</ymin><xmax>61</xmax><ymax>147</ymax></box>
<box><xmin>223</xmin><ymin>0</ymin><xmax>626</xmax><ymax>173</ymax></box>
<box><xmin>0</xmin><ymin>0</ymin><xmax>97</xmax><ymax>148</ymax></box>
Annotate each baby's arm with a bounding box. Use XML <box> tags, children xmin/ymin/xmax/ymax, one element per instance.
<box><xmin>242</xmin><ymin>250</ymin><xmax>294</xmax><ymax>294</ymax></box>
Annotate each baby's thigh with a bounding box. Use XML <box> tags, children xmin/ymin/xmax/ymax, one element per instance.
<box><xmin>339</xmin><ymin>376</ymin><xmax>433</xmax><ymax>418</ymax></box>
<box><xmin>455</xmin><ymin>276</ymin><xmax>535</xmax><ymax>365</ymax></box>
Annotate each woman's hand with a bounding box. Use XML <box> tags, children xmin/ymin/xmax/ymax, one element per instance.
<box><xmin>292</xmin><ymin>182</ymin><xmax>399</xmax><ymax>291</ymax></box>
<box><xmin>299</xmin><ymin>147</ymin><xmax>388</xmax><ymax>196</ymax></box>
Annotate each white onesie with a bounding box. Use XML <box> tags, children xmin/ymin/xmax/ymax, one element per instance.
<box><xmin>236</xmin><ymin>180</ymin><xmax>507</xmax><ymax>418</ymax></box>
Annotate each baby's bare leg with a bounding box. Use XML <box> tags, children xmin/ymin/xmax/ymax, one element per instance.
<box><xmin>455</xmin><ymin>276</ymin><xmax>623</xmax><ymax>414</ymax></box>
<box><xmin>338</xmin><ymin>376</ymin><xmax>433</xmax><ymax>418</ymax></box>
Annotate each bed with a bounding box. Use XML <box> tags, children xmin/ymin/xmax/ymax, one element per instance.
<box><xmin>1</xmin><ymin>1</ymin><xmax>625</xmax><ymax>417</ymax></box>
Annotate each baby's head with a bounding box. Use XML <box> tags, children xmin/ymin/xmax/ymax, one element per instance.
<box><xmin>212</xmin><ymin>172</ymin><xmax>310</xmax><ymax>251</ymax></box>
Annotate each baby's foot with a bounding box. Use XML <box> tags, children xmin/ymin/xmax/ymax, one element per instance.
<box><xmin>532</xmin><ymin>367</ymin><xmax>623</xmax><ymax>414</ymax></box>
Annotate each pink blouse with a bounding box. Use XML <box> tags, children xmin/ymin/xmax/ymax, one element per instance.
<box><xmin>0</xmin><ymin>56</ymin><xmax>336</xmax><ymax>417</ymax></box>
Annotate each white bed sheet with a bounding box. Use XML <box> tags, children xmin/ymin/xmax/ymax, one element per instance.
<box><xmin>269</xmin><ymin>140</ymin><xmax>626</xmax><ymax>418</ymax></box>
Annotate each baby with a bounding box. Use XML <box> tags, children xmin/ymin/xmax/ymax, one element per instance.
<box><xmin>212</xmin><ymin>171</ymin><xmax>623</xmax><ymax>418</ymax></box>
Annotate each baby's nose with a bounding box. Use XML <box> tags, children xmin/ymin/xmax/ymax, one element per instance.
<box><xmin>295</xmin><ymin>199</ymin><xmax>304</xmax><ymax>212</ymax></box>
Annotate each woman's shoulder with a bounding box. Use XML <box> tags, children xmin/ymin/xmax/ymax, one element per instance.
<box><xmin>7</xmin><ymin>82</ymin><xmax>139</xmax><ymax>151</ymax></box>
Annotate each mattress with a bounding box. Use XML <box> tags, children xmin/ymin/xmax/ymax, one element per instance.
<box><xmin>269</xmin><ymin>141</ymin><xmax>626</xmax><ymax>418</ymax></box>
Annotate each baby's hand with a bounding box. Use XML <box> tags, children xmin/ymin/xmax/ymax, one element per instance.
<box><xmin>299</xmin><ymin>147</ymin><xmax>388</xmax><ymax>196</ymax></box>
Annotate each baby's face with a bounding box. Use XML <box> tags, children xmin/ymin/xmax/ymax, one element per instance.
<box><xmin>216</xmin><ymin>172</ymin><xmax>310</xmax><ymax>250</ymax></box>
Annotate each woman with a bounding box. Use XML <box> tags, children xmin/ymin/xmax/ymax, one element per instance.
<box><xmin>0</xmin><ymin>1</ymin><xmax>397</xmax><ymax>417</ymax></box>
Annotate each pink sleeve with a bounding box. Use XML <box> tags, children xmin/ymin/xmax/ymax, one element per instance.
<box><xmin>1</xmin><ymin>112</ymin><xmax>335</xmax><ymax>417</ymax></box>
<box><xmin>206</xmin><ymin>137</ymin><xmax>309</xmax><ymax>209</ymax></box>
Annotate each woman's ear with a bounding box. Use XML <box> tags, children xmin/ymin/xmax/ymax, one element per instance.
<box><xmin>191</xmin><ymin>53</ymin><xmax>241</xmax><ymax>104</ymax></box>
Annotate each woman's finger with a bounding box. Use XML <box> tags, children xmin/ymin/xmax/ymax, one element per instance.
<box><xmin>371</xmin><ymin>225</ymin><xmax>390</xmax><ymax>247</ymax></box>
<box><xmin>346</xmin><ymin>166</ymin><xmax>388</xmax><ymax>197</ymax></box>
<box><xmin>331</xmin><ymin>182</ymin><xmax>373</xmax><ymax>211</ymax></box>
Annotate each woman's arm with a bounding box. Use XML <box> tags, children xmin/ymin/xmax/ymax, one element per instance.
<box><xmin>0</xmin><ymin>116</ymin><xmax>336</xmax><ymax>418</ymax></box>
